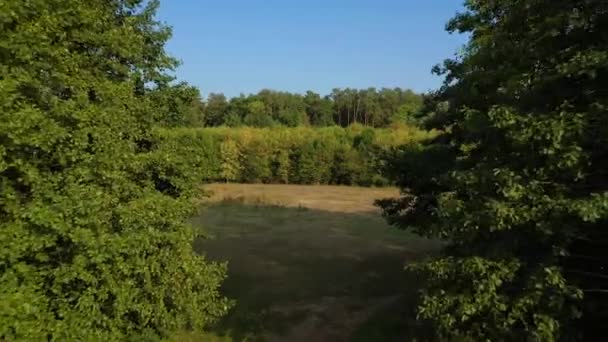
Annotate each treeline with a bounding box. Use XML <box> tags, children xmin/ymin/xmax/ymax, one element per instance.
<box><xmin>154</xmin><ymin>125</ymin><xmax>434</xmax><ymax>187</ymax></box>
<box><xmin>153</xmin><ymin>86</ymin><xmax>424</xmax><ymax>128</ymax></box>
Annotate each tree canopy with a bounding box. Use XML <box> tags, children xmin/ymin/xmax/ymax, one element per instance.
<box><xmin>380</xmin><ymin>0</ymin><xmax>608</xmax><ymax>340</ymax></box>
<box><xmin>0</xmin><ymin>0</ymin><xmax>229</xmax><ymax>339</ymax></box>
<box><xmin>161</xmin><ymin>87</ymin><xmax>425</xmax><ymax>128</ymax></box>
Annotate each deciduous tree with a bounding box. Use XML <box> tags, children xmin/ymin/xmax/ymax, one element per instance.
<box><xmin>0</xmin><ymin>1</ymin><xmax>229</xmax><ymax>339</ymax></box>
<box><xmin>380</xmin><ymin>0</ymin><xmax>608</xmax><ymax>340</ymax></box>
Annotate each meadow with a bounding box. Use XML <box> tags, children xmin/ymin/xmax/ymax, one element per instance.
<box><xmin>5</xmin><ymin>1</ymin><xmax>604</xmax><ymax>340</ymax></box>
<box><xmin>187</xmin><ymin>184</ymin><xmax>440</xmax><ymax>341</ymax></box>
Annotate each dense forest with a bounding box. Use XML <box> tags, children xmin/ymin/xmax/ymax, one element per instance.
<box><xmin>1</xmin><ymin>0</ymin><xmax>607</xmax><ymax>341</ymax></box>
<box><xmin>153</xmin><ymin>86</ymin><xmax>425</xmax><ymax>128</ymax></box>
<box><xmin>154</xmin><ymin>125</ymin><xmax>434</xmax><ymax>187</ymax></box>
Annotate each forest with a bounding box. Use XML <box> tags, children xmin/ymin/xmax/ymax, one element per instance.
<box><xmin>154</xmin><ymin>125</ymin><xmax>434</xmax><ymax>187</ymax></box>
<box><xmin>1</xmin><ymin>0</ymin><xmax>607</xmax><ymax>341</ymax></box>
<box><xmin>153</xmin><ymin>86</ymin><xmax>425</xmax><ymax>128</ymax></box>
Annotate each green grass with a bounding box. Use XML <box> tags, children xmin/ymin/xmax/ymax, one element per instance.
<box><xmin>189</xmin><ymin>197</ymin><xmax>439</xmax><ymax>341</ymax></box>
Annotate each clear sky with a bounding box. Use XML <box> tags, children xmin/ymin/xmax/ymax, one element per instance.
<box><xmin>157</xmin><ymin>0</ymin><xmax>467</xmax><ymax>98</ymax></box>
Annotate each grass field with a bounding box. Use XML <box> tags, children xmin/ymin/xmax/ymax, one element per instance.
<box><xmin>191</xmin><ymin>184</ymin><xmax>439</xmax><ymax>341</ymax></box>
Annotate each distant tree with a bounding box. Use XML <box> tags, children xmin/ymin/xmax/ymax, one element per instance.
<box><xmin>0</xmin><ymin>0</ymin><xmax>229</xmax><ymax>340</ymax></box>
<box><xmin>271</xmin><ymin>149</ymin><xmax>291</xmax><ymax>184</ymax></box>
<box><xmin>380</xmin><ymin>0</ymin><xmax>608</xmax><ymax>340</ymax></box>
<box><xmin>304</xmin><ymin>91</ymin><xmax>334</xmax><ymax>126</ymax></box>
<box><xmin>256</xmin><ymin>89</ymin><xmax>307</xmax><ymax>126</ymax></box>
<box><xmin>331</xmin><ymin>146</ymin><xmax>362</xmax><ymax>185</ymax></box>
<box><xmin>219</xmin><ymin>139</ymin><xmax>241</xmax><ymax>183</ymax></box>
<box><xmin>151</xmin><ymin>82</ymin><xmax>206</xmax><ymax>127</ymax></box>
<box><xmin>330</xmin><ymin>88</ymin><xmax>423</xmax><ymax>127</ymax></box>
<box><xmin>392</xmin><ymin>101</ymin><xmax>422</xmax><ymax>125</ymax></box>
<box><xmin>243</xmin><ymin>100</ymin><xmax>275</xmax><ymax>127</ymax></box>
<box><xmin>205</xmin><ymin>93</ymin><xmax>229</xmax><ymax>126</ymax></box>
<box><xmin>200</xmin><ymin>88</ymin><xmax>423</xmax><ymax>128</ymax></box>
<box><xmin>224</xmin><ymin>111</ymin><xmax>243</xmax><ymax>127</ymax></box>
<box><xmin>240</xmin><ymin>140</ymin><xmax>272</xmax><ymax>183</ymax></box>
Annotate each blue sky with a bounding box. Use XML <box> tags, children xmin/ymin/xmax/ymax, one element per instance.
<box><xmin>157</xmin><ymin>0</ymin><xmax>467</xmax><ymax>98</ymax></box>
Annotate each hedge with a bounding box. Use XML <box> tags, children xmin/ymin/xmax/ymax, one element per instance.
<box><xmin>153</xmin><ymin>124</ymin><xmax>435</xmax><ymax>187</ymax></box>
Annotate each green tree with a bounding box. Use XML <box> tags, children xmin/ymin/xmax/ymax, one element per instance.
<box><xmin>0</xmin><ymin>1</ymin><xmax>229</xmax><ymax>340</ymax></box>
<box><xmin>240</xmin><ymin>140</ymin><xmax>272</xmax><ymax>183</ymax></box>
<box><xmin>151</xmin><ymin>82</ymin><xmax>206</xmax><ymax>127</ymax></box>
<box><xmin>271</xmin><ymin>149</ymin><xmax>291</xmax><ymax>184</ymax></box>
<box><xmin>204</xmin><ymin>93</ymin><xmax>229</xmax><ymax>126</ymax></box>
<box><xmin>304</xmin><ymin>91</ymin><xmax>334</xmax><ymax>126</ymax></box>
<box><xmin>380</xmin><ymin>0</ymin><xmax>608</xmax><ymax>340</ymax></box>
<box><xmin>219</xmin><ymin>139</ymin><xmax>241</xmax><ymax>183</ymax></box>
<box><xmin>331</xmin><ymin>145</ymin><xmax>362</xmax><ymax>185</ymax></box>
<box><xmin>243</xmin><ymin>100</ymin><xmax>275</xmax><ymax>127</ymax></box>
<box><xmin>223</xmin><ymin>111</ymin><xmax>243</xmax><ymax>127</ymax></box>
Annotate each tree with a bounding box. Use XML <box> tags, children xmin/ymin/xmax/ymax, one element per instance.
<box><xmin>204</xmin><ymin>93</ymin><xmax>229</xmax><ymax>126</ymax></box>
<box><xmin>380</xmin><ymin>1</ymin><xmax>608</xmax><ymax>340</ymax></box>
<box><xmin>219</xmin><ymin>139</ymin><xmax>241</xmax><ymax>183</ymax></box>
<box><xmin>0</xmin><ymin>0</ymin><xmax>229</xmax><ymax>340</ymax></box>
<box><xmin>304</xmin><ymin>91</ymin><xmax>334</xmax><ymax>126</ymax></box>
<box><xmin>240</xmin><ymin>140</ymin><xmax>272</xmax><ymax>183</ymax></box>
<box><xmin>240</xmin><ymin>100</ymin><xmax>274</xmax><ymax>127</ymax></box>
<box><xmin>151</xmin><ymin>82</ymin><xmax>206</xmax><ymax>127</ymax></box>
<box><xmin>271</xmin><ymin>149</ymin><xmax>291</xmax><ymax>184</ymax></box>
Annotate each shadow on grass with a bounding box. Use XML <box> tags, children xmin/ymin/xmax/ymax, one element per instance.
<box><xmin>191</xmin><ymin>201</ymin><xmax>439</xmax><ymax>341</ymax></box>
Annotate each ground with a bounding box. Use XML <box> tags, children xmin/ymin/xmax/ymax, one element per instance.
<box><xmin>189</xmin><ymin>184</ymin><xmax>439</xmax><ymax>341</ymax></box>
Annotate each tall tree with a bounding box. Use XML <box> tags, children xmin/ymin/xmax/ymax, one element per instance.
<box><xmin>0</xmin><ymin>0</ymin><xmax>229</xmax><ymax>340</ymax></box>
<box><xmin>204</xmin><ymin>93</ymin><xmax>229</xmax><ymax>126</ymax></box>
<box><xmin>151</xmin><ymin>82</ymin><xmax>206</xmax><ymax>127</ymax></box>
<box><xmin>219</xmin><ymin>139</ymin><xmax>241</xmax><ymax>183</ymax></box>
<box><xmin>304</xmin><ymin>91</ymin><xmax>334</xmax><ymax>126</ymax></box>
<box><xmin>380</xmin><ymin>0</ymin><xmax>608</xmax><ymax>340</ymax></box>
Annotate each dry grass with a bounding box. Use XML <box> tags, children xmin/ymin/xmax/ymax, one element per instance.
<box><xmin>201</xmin><ymin>183</ymin><xmax>401</xmax><ymax>214</ymax></box>
<box><xmin>190</xmin><ymin>184</ymin><xmax>437</xmax><ymax>341</ymax></box>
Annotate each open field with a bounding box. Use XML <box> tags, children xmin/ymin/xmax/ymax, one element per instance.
<box><xmin>201</xmin><ymin>183</ymin><xmax>401</xmax><ymax>213</ymax></box>
<box><xmin>191</xmin><ymin>184</ymin><xmax>439</xmax><ymax>341</ymax></box>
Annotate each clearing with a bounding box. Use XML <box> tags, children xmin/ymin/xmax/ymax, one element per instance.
<box><xmin>191</xmin><ymin>184</ymin><xmax>439</xmax><ymax>341</ymax></box>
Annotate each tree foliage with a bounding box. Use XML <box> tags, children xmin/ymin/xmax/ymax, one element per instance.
<box><xmin>380</xmin><ymin>0</ymin><xmax>608</xmax><ymax>340</ymax></box>
<box><xmin>154</xmin><ymin>125</ymin><xmax>434</xmax><ymax>187</ymax></box>
<box><xmin>219</xmin><ymin>139</ymin><xmax>241</xmax><ymax>183</ymax></box>
<box><xmin>0</xmin><ymin>0</ymin><xmax>229</xmax><ymax>340</ymax></box>
<box><xmin>151</xmin><ymin>82</ymin><xmax>206</xmax><ymax>127</ymax></box>
<box><xmin>169</xmin><ymin>88</ymin><xmax>424</xmax><ymax>128</ymax></box>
